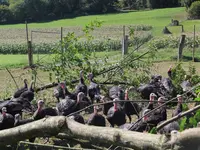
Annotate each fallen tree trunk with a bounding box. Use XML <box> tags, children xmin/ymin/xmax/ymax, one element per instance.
<box><xmin>1</xmin><ymin>116</ymin><xmax>200</xmax><ymax>149</ymax></box>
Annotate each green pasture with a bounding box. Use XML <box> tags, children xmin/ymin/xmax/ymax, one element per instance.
<box><xmin>1</xmin><ymin>47</ymin><xmax>200</xmax><ymax>69</ymax></box>
<box><xmin>0</xmin><ymin>7</ymin><xmax>196</xmax><ymax>36</ymax></box>
<box><xmin>1</xmin><ymin>7</ymin><xmax>200</xmax><ymax>46</ymax></box>
<box><xmin>0</xmin><ymin>51</ymin><xmax>122</xmax><ymax>69</ymax></box>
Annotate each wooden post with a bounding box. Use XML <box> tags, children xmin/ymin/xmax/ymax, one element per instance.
<box><xmin>25</xmin><ymin>21</ymin><xmax>29</xmax><ymax>43</ymax></box>
<box><xmin>181</xmin><ymin>25</ymin><xmax>184</xmax><ymax>32</ymax></box>
<box><xmin>122</xmin><ymin>26</ymin><xmax>129</xmax><ymax>56</ymax></box>
<box><xmin>177</xmin><ymin>34</ymin><xmax>186</xmax><ymax>62</ymax></box>
<box><xmin>25</xmin><ymin>21</ymin><xmax>33</xmax><ymax>66</ymax></box>
<box><xmin>28</xmin><ymin>41</ymin><xmax>33</xmax><ymax>66</ymax></box>
<box><xmin>193</xmin><ymin>25</ymin><xmax>196</xmax><ymax>62</ymax></box>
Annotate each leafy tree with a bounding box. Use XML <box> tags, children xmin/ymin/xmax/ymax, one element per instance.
<box><xmin>0</xmin><ymin>5</ymin><xmax>12</xmax><ymax>23</ymax></box>
<box><xmin>188</xmin><ymin>1</ymin><xmax>200</xmax><ymax>19</ymax></box>
<box><xmin>180</xmin><ymin>0</ymin><xmax>199</xmax><ymax>9</ymax></box>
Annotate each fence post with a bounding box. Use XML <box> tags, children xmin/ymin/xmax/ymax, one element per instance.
<box><xmin>25</xmin><ymin>21</ymin><xmax>33</xmax><ymax>66</ymax></box>
<box><xmin>193</xmin><ymin>25</ymin><xmax>196</xmax><ymax>62</ymax></box>
<box><xmin>122</xmin><ymin>26</ymin><xmax>129</xmax><ymax>56</ymax></box>
<box><xmin>177</xmin><ymin>34</ymin><xmax>186</xmax><ymax>62</ymax></box>
<box><xmin>28</xmin><ymin>41</ymin><xmax>33</xmax><ymax>66</ymax></box>
<box><xmin>181</xmin><ymin>25</ymin><xmax>184</xmax><ymax>32</ymax></box>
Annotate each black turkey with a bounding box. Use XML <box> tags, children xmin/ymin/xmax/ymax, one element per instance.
<box><xmin>74</xmin><ymin>70</ymin><xmax>87</xmax><ymax>96</ymax></box>
<box><xmin>0</xmin><ymin>97</ymin><xmax>33</xmax><ymax>117</ymax></box>
<box><xmin>137</xmin><ymin>84</ymin><xmax>156</xmax><ymax>99</ymax></box>
<box><xmin>88</xmin><ymin>73</ymin><xmax>101</xmax><ymax>103</ymax></box>
<box><xmin>69</xmin><ymin>114</ymin><xmax>85</xmax><ymax>124</ymax></box>
<box><xmin>14</xmin><ymin>114</ymin><xmax>34</xmax><ymax>127</ymax></box>
<box><xmin>106</xmin><ymin>98</ymin><xmax>126</xmax><ymax>127</ymax></box>
<box><xmin>100</xmin><ymin>96</ymin><xmax>113</xmax><ymax>116</ymax></box>
<box><xmin>172</xmin><ymin>95</ymin><xmax>183</xmax><ymax>117</ymax></box>
<box><xmin>158</xmin><ymin>121</ymin><xmax>179</xmax><ymax>134</ymax></box>
<box><xmin>147</xmin><ymin>97</ymin><xmax>167</xmax><ymax>126</ymax></box>
<box><xmin>33</xmin><ymin>100</ymin><xmax>58</xmax><ymax>120</ymax></box>
<box><xmin>13</xmin><ymin>79</ymin><xmax>28</xmax><ymax>98</ymax></box>
<box><xmin>180</xmin><ymin>77</ymin><xmax>196</xmax><ymax>98</ymax></box>
<box><xmin>15</xmin><ymin>80</ymin><xmax>35</xmax><ymax>102</ymax></box>
<box><xmin>0</xmin><ymin>107</ymin><xmax>15</xmax><ymax>130</ymax></box>
<box><xmin>87</xmin><ymin>106</ymin><xmax>106</xmax><ymax>127</ymax></box>
<box><xmin>161</xmin><ymin>77</ymin><xmax>175</xmax><ymax>95</ymax></box>
<box><xmin>129</xmin><ymin>109</ymin><xmax>153</xmax><ymax>132</ymax></box>
<box><xmin>14</xmin><ymin>113</ymin><xmax>35</xmax><ymax>143</ymax></box>
<box><xmin>143</xmin><ymin>93</ymin><xmax>157</xmax><ymax>111</ymax></box>
<box><xmin>56</xmin><ymin>92</ymin><xmax>85</xmax><ymax>116</ymax></box>
<box><xmin>167</xmin><ymin>65</ymin><xmax>172</xmax><ymax>79</ymax></box>
<box><xmin>54</xmin><ymin>82</ymin><xmax>77</xmax><ymax>102</ymax></box>
<box><xmin>109</xmin><ymin>85</ymin><xmax>124</xmax><ymax>100</ymax></box>
<box><xmin>123</xmin><ymin>88</ymin><xmax>142</xmax><ymax>122</ymax></box>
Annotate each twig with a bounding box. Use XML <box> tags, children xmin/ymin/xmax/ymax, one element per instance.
<box><xmin>66</xmin><ymin>98</ymin><xmax>197</xmax><ymax>117</ymax></box>
<box><xmin>127</xmin><ymin>82</ymin><xmax>200</xmax><ymax>130</ymax></box>
<box><xmin>95</xmin><ymin>42</ymin><xmax>145</xmax><ymax>77</ymax></box>
<box><xmin>18</xmin><ymin>141</ymin><xmax>82</xmax><ymax>150</ymax></box>
<box><xmin>35</xmin><ymin>82</ymin><xmax>58</xmax><ymax>93</ymax></box>
<box><xmin>156</xmin><ymin>104</ymin><xmax>200</xmax><ymax>131</ymax></box>
<box><xmin>107</xmin><ymin>145</ymin><xmax>113</xmax><ymax>150</ymax></box>
<box><xmin>5</xmin><ymin>67</ymin><xmax>19</xmax><ymax>90</ymax></box>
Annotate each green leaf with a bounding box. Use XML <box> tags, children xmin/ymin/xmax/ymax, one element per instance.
<box><xmin>179</xmin><ymin>117</ymin><xmax>187</xmax><ymax>131</ymax></box>
<box><xmin>149</xmin><ymin>127</ymin><xmax>157</xmax><ymax>134</ymax></box>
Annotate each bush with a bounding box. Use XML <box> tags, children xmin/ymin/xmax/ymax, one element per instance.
<box><xmin>0</xmin><ymin>43</ymin><xmax>58</xmax><ymax>54</ymax></box>
<box><xmin>188</xmin><ymin>1</ymin><xmax>200</xmax><ymax>19</ymax></box>
<box><xmin>0</xmin><ymin>5</ymin><xmax>12</xmax><ymax>23</ymax></box>
<box><xmin>148</xmin><ymin>35</ymin><xmax>200</xmax><ymax>50</ymax></box>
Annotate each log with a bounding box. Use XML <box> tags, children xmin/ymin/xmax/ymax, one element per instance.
<box><xmin>0</xmin><ymin>116</ymin><xmax>66</xmax><ymax>145</ymax></box>
<box><xmin>1</xmin><ymin>115</ymin><xmax>200</xmax><ymax>149</ymax></box>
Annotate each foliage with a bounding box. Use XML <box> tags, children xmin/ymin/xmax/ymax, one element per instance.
<box><xmin>40</xmin><ymin>20</ymin><xmax>154</xmax><ymax>90</ymax></box>
<box><xmin>188</xmin><ymin>1</ymin><xmax>200</xmax><ymax>19</ymax></box>
<box><xmin>168</xmin><ymin>63</ymin><xmax>200</xmax><ymax>94</ymax></box>
<box><xmin>180</xmin><ymin>0</ymin><xmax>199</xmax><ymax>9</ymax></box>
<box><xmin>0</xmin><ymin>5</ymin><xmax>12</xmax><ymax>23</ymax></box>
<box><xmin>0</xmin><ymin>43</ymin><xmax>58</xmax><ymax>54</ymax></box>
<box><xmin>148</xmin><ymin>35</ymin><xmax>200</xmax><ymax>51</ymax></box>
<box><xmin>1</xmin><ymin>0</ymin><xmax>119</xmax><ymax>23</ymax></box>
<box><xmin>0</xmin><ymin>24</ymin><xmax>153</xmax><ymax>54</ymax></box>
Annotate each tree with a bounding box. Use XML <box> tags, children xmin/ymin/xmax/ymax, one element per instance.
<box><xmin>188</xmin><ymin>1</ymin><xmax>200</xmax><ymax>19</ymax></box>
<box><xmin>180</xmin><ymin>0</ymin><xmax>199</xmax><ymax>9</ymax></box>
<box><xmin>0</xmin><ymin>5</ymin><xmax>12</xmax><ymax>23</ymax></box>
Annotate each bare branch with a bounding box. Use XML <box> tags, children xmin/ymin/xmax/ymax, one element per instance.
<box><xmin>157</xmin><ymin>104</ymin><xmax>200</xmax><ymax>131</ymax></box>
<box><xmin>6</xmin><ymin>68</ymin><xmax>19</xmax><ymax>90</ymax></box>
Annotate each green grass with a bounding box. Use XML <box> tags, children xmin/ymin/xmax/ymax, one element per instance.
<box><xmin>1</xmin><ymin>46</ymin><xmax>200</xmax><ymax>69</ymax></box>
<box><xmin>0</xmin><ymin>51</ymin><xmax>121</xmax><ymax>69</ymax></box>
<box><xmin>0</xmin><ymin>7</ymin><xmax>186</xmax><ymax>36</ymax></box>
<box><xmin>1</xmin><ymin>7</ymin><xmax>200</xmax><ymax>45</ymax></box>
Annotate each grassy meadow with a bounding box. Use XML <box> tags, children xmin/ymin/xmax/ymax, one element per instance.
<box><xmin>1</xmin><ymin>7</ymin><xmax>200</xmax><ymax>44</ymax></box>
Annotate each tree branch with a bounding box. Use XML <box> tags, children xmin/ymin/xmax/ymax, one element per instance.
<box><xmin>6</xmin><ymin>67</ymin><xmax>19</xmax><ymax>90</ymax></box>
<box><xmin>156</xmin><ymin>104</ymin><xmax>200</xmax><ymax>131</ymax></box>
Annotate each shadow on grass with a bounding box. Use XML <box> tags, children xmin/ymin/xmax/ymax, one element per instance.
<box><xmin>0</xmin><ymin>10</ymin><xmax>137</xmax><ymax>27</ymax></box>
<box><xmin>171</xmin><ymin>55</ymin><xmax>200</xmax><ymax>62</ymax></box>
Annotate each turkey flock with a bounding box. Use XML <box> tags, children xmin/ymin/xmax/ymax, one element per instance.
<box><xmin>0</xmin><ymin>68</ymin><xmax>197</xmax><ymax>143</ymax></box>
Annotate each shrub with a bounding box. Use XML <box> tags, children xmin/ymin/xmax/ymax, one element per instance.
<box><xmin>188</xmin><ymin>1</ymin><xmax>200</xmax><ymax>19</ymax></box>
<box><xmin>0</xmin><ymin>5</ymin><xmax>12</xmax><ymax>23</ymax></box>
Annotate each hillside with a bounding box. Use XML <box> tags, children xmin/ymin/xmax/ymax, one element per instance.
<box><xmin>0</xmin><ymin>7</ymin><xmax>187</xmax><ymax>35</ymax></box>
